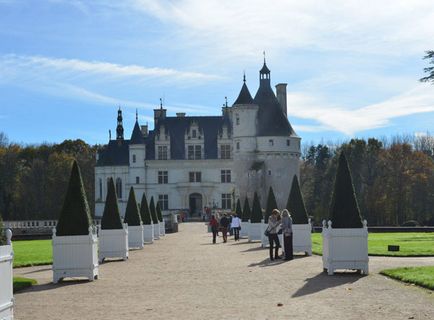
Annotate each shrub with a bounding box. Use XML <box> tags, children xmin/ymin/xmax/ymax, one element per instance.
<box><xmin>329</xmin><ymin>152</ymin><xmax>363</xmax><ymax>228</ymax></box>
<box><xmin>140</xmin><ymin>192</ymin><xmax>152</xmax><ymax>225</ymax></box>
<box><xmin>56</xmin><ymin>160</ymin><xmax>93</xmax><ymax>236</ymax></box>
<box><xmin>101</xmin><ymin>177</ymin><xmax>123</xmax><ymax>230</ymax></box>
<box><xmin>124</xmin><ymin>187</ymin><xmax>142</xmax><ymax>226</ymax></box>
<box><xmin>235</xmin><ymin>199</ymin><xmax>242</xmax><ymax>218</ymax></box>
<box><xmin>250</xmin><ymin>192</ymin><xmax>263</xmax><ymax>223</ymax></box>
<box><xmin>264</xmin><ymin>187</ymin><xmax>278</xmax><ymax>223</ymax></box>
<box><xmin>401</xmin><ymin>220</ymin><xmax>421</xmax><ymax>227</ymax></box>
<box><xmin>156</xmin><ymin>202</ymin><xmax>163</xmax><ymax>222</ymax></box>
<box><xmin>242</xmin><ymin>198</ymin><xmax>251</xmax><ymax>222</ymax></box>
<box><xmin>286</xmin><ymin>175</ymin><xmax>309</xmax><ymax>224</ymax></box>
<box><xmin>149</xmin><ymin>197</ymin><xmax>159</xmax><ymax>224</ymax></box>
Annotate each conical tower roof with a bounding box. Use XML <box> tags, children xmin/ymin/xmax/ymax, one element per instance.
<box><xmin>130</xmin><ymin>120</ymin><xmax>145</xmax><ymax>144</ymax></box>
<box><xmin>233</xmin><ymin>77</ymin><xmax>254</xmax><ymax>105</ymax></box>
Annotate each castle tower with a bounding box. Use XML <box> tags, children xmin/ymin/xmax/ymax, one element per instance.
<box><xmin>129</xmin><ymin>110</ymin><xmax>146</xmax><ymax>196</ymax></box>
<box><xmin>116</xmin><ymin>107</ymin><xmax>124</xmax><ymax>141</ymax></box>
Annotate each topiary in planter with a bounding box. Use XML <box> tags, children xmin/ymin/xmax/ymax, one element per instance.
<box><xmin>101</xmin><ymin>177</ymin><xmax>123</xmax><ymax>230</ymax></box>
<box><xmin>235</xmin><ymin>199</ymin><xmax>242</xmax><ymax>217</ymax></box>
<box><xmin>124</xmin><ymin>187</ymin><xmax>142</xmax><ymax>226</ymax></box>
<box><xmin>242</xmin><ymin>198</ymin><xmax>251</xmax><ymax>222</ymax></box>
<box><xmin>149</xmin><ymin>197</ymin><xmax>159</xmax><ymax>224</ymax></box>
<box><xmin>250</xmin><ymin>192</ymin><xmax>263</xmax><ymax>223</ymax></box>
<box><xmin>0</xmin><ymin>213</ymin><xmax>5</xmax><ymax>245</ymax></box>
<box><xmin>264</xmin><ymin>186</ymin><xmax>278</xmax><ymax>223</ymax></box>
<box><xmin>286</xmin><ymin>175</ymin><xmax>309</xmax><ymax>224</ymax></box>
<box><xmin>156</xmin><ymin>202</ymin><xmax>163</xmax><ymax>222</ymax></box>
<box><xmin>140</xmin><ymin>192</ymin><xmax>152</xmax><ymax>225</ymax></box>
<box><xmin>56</xmin><ymin>160</ymin><xmax>93</xmax><ymax>236</ymax></box>
<box><xmin>329</xmin><ymin>152</ymin><xmax>363</xmax><ymax>228</ymax></box>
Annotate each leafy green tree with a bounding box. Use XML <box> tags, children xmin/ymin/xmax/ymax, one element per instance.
<box><xmin>56</xmin><ymin>160</ymin><xmax>93</xmax><ymax>236</ymax></box>
<box><xmin>264</xmin><ymin>187</ymin><xmax>278</xmax><ymax>223</ymax></box>
<box><xmin>250</xmin><ymin>192</ymin><xmax>263</xmax><ymax>223</ymax></box>
<box><xmin>140</xmin><ymin>192</ymin><xmax>152</xmax><ymax>225</ymax></box>
<box><xmin>242</xmin><ymin>198</ymin><xmax>251</xmax><ymax>222</ymax></box>
<box><xmin>101</xmin><ymin>177</ymin><xmax>123</xmax><ymax>230</ymax></box>
<box><xmin>420</xmin><ymin>50</ymin><xmax>434</xmax><ymax>84</ymax></box>
<box><xmin>156</xmin><ymin>201</ymin><xmax>163</xmax><ymax>222</ymax></box>
<box><xmin>124</xmin><ymin>187</ymin><xmax>141</xmax><ymax>226</ymax></box>
<box><xmin>149</xmin><ymin>197</ymin><xmax>159</xmax><ymax>224</ymax></box>
<box><xmin>286</xmin><ymin>175</ymin><xmax>309</xmax><ymax>224</ymax></box>
<box><xmin>235</xmin><ymin>199</ymin><xmax>242</xmax><ymax>218</ymax></box>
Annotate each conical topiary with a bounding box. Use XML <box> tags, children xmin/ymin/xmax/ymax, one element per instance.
<box><xmin>124</xmin><ymin>187</ymin><xmax>142</xmax><ymax>226</ymax></box>
<box><xmin>235</xmin><ymin>199</ymin><xmax>242</xmax><ymax>217</ymax></box>
<box><xmin>250</xmin><ymin>192</ymin><xmax>263</xmax><ymax>223</ymax></box>
<box><xmin>101</xmin><ymin>177</ymin><xmax>123</xmax><ymax>230</ymax></box>
<box><xmin>264</xmin><ymin>186</ymin><xmax>278</xmax><ymax>223</ymax></box>
<box><xmin>156</xmin><ymin>201</ymin><xmax>163</xmax><ymax>222</ymax></box>
<box><xmin>149</xmin><ymin>197</ymin><xmax>159</xmax><ymax>224</ymax></box>
<box><xmin>329</xmin><ymin>152</ymin><xmax>363</xmax><ymax>228</ymax></box>
<box><xmin>242</xmin><ymin>198</ymin><xmax>251</xmax><ymax>222</ymax></box>
<box><xmin>56</xmin><ymin>160</ymin><xmax>93</xmax><ymax>236</ymax></box>
<box><xmin>286</xmin><ymin>175</ymin><xmax>309</xmax><ymax>224</ymax></box>
<box><xmin>140</xmin><ymin>192</ymin><xmax>152</xmax><ymax>225</ymax></box>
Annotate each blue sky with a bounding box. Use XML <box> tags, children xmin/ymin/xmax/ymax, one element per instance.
<box><xmin>0</xmin><ymin>0</ymin><xmax>433</xmax><ymax>145</ymax></box>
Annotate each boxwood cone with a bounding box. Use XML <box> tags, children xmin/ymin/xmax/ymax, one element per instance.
<box><xmin>250</xmin><ymin>192</ymin><xmax>263</xmax><ymax>223</ymax></box>
<box><xmin>149</xmin><ymin>197</ymin><xmax>159</xmax><ymax>224</ymax></box>
<box><xmin>101</xmin><ymin>177</ymin><xmax>123</xmax><ymax>230</ymax></box>
<box><xmin>124</xmin><ymin>187</ymin><xmax>142</xmax><ymax>226</ymax></box>
<box><xmin>156</xmin><ymin>202</ymin><xmax>163</xmax><ymax>222</ymax></box>
<box><xmin>242</xmin><ymin>198</ymin><xmax>251</xmax><ymax>222</ymax></box>
<box><xmin>140</xmin><ymin>192</ymin><xmax>152</xmax><ymax>225</ymax></box>
<box><xmin>264</xmin><ymin>186</ymin><xmax>278</xmax><ymax>223</ymax></box>
<box><xmin>286</xmin><ymin>175</ymin><xmax>309</xmax><ymax>224</ymax></box>
<box><xmin>56</xmin><ymin>160</ymin><xmax>93</xmax><ymax>236</ymax></box>
<box><xmin>235</xmin><ymin>199</ymin><xmax>242</xmax><ymax>217</ymax></box>
<box><xmin>329</xmin><ymin>152</ymin><xmax>363</xmax><ymax>228</ymax></box>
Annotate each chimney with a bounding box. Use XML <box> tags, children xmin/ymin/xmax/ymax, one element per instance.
<box><xmin>176</xmin><ymin>112</ymin><xmax>186</xmax><ymax>117</ymax></box>
<box><xmin>141</xmin><ymin>125</ymin><xmax>148</xmax><ymax>137</ymax></box>
<box><xmin>275</xmin><ymin>83</ymin><xmax>287</xmax><ymax>116</ymax></box>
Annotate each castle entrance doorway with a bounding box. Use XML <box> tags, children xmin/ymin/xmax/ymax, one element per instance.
<box><xmin>189</xmin><ymin>193</ymin><xmax>202</xmax><ymax>217</ymax></box>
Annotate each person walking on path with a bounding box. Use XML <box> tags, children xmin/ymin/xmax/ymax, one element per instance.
<box><xmin>266</xmin><ymin>209</ymin><xmax>281</xmax><ymax>260</ymax></box>
<box><xmin>220</xmin><ymin>214</ymin><xmax>230</xmax><ymax>243</ymax></box>
<box><xmin>231</xmin><ymin>214</ymin><xmax>241</xmax><ymax>241</ymax></box>
<box><xmin>209</xmin><ymin>215</ymin><xmax>219</xmax><ymax>244</ymax></box>
<box><xmin>281</xmin><ymin>209</ymin><xmax>293</xmax><ymax>260</ymax></box>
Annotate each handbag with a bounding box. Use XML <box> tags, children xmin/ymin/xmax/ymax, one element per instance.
<box><xmin>277</xmin><ymin>228</ymin><xmax>283</xmax><ymax>235</ymax></box>
<box><xmin>264</xmin><ymin>229</ymin><xmax>270</xmax><ymax>237</ymax></box>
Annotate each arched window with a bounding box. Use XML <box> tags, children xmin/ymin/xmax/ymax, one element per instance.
<box><xmin>116</xmin><ymin>178</ymin><xmax>122</xmax><ymax>199</ymax></box>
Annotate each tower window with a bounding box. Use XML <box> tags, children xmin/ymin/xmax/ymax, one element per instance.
<box><xmin>132</xmin><ymin>154</ymin><xmax>136</xmax><ymax>163</ymax></box>
<box><xmin>268</xmin><ymin>170</ymin><xmax>272</xmax><ymax>176</ymax></box>
<box><xmin>99</xmin><ymin>178</ymin><xmax>102</xmax><ymax>200</ymax></box>
<box><xmin>269</xmin><ymin>139</ymin><xmax>274</xmax><ymax>146</ymax></box>
<box><xmin>287</xmin><ymin>139</ymin><xmax>290</xmax><ymax>146</ymax></box>
<box><xmin>116</xmin><ymin>178</ymin><xmax>122</xmax><ymax>199</ymax></box>
<box><xmin>136</xmin><ymin>176</ymin><xmax>140</xmax><ymax>184</ymax></box>
<box><xmin>158</xmin><ymin>171</ymin><xmax>168</xmax><ymax>184</ymax></box>
<box><xmin>236</xmin><ymin>141</ymin><xmax>240</xmax><ymax>150</ymax></box>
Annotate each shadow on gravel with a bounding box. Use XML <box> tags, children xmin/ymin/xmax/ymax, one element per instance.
<box><xmin>19</xmin><ymin>267</ymin><xmax>52</xmax><ymax>275</ymax></box>
<box><xmin>16</xmin><ymin>279</ymin><xmax>91</xmax><ymax>294</ymax></box>
<box><xmin>292</xmin><ymin>272</ymin><xmax>363</xmax><ymax>298</ymax></box>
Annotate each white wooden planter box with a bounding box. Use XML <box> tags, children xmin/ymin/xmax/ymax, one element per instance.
<box><xmin>52</xmin><ymin>228</ymin><xmax>98</xmax><ymax>283</ymax></box>
<box><xmin>240</xmin><ymin>221</ymin><xmax>249</xmax><ymax>238</ymax></box>
<box><xmin>261</xmin><ymin>220</ymin><xmax>270</xmax><ymax>247</ymax></box>
<box><xmin>322</xmin><ymin>220</ymin><xmax>369</xmax><ymax>275</ymax></box>
<box><xmin>248</xmin><ymin>220</ymin><xmax>262</xmax><ymax>242</ymax></box>
<box><xmin>159</xmin><ymin>221</ymin><xmax>165</xmax><ymax>237</ymax></box>
<box><xmin>293</xmin><ymin>221</ymin><xmax>312</xmax><ymax>256</ymax></box>
<box><xmin>143</xmin><ymin>224</ymin><xmax>154</xmax><ymax>244</ymax></box>
<box><xmin>0</xmin><ymin>230</ymin><xmax>13</xmax><ymax>320</ymax></box>
<box><xmin>153</xmin><ymin>223</ymin><xmax>160</xmax><ymax>240</ymax></box>
<box><xmin>99</xmin><ymin>225</ymin><xmax>128</xmax><ymax>263</ymax></box>
<box><xmin>128</xmin><ymin>225</ymin><xmax>144</xmax><ymax>249</ymax></box>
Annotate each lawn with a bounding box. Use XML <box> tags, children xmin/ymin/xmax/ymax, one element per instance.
<box><xmin>13</xmin><ymin>277</ymin><xmax>37</xmax><ymax>293</ymax></box>
<box><xmin>380</xmin><ymin>266</ymin><xmax>434</xmax><ymax>290</ymax></box>
<box><xmin>13</xmin><ymin>239</ymin><xmax>52</xmax><ymax>268</ymax></box>
<box><xmin>311</xmin><ymin>232</ymin><xmax>434</xmax><ymax>256</ymax></box>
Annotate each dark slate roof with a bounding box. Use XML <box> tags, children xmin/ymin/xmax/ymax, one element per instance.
<box><xmin>260</xmin><ymin>62</ymin><xmax>270</xmax><ymax>74</ymax></box>
<box><xmin>233</xmin><ymin>82</ymin><xmax>254</xmax><ymax>105</ymax></box>
<box><xmin>254</xmin><ymin>81</ymin><xmax>294</xmax><ymax>136</ymax></box>
<box><xmin>96</xmin><ymin>139</ymin><xmax>130</xmax><ymax>166</ymax></box>
<box><xmin>130</xmin><ymin>121</ymin><xmax>145</xmax><ymax>144</ymax></box>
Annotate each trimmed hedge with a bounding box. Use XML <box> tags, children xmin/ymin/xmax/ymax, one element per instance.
<box><xmin>264</xmin><ymin>186</ymin><xmax>278</xmax><ymax>223</ymax></box>
<box><xmin>56</xmin><ymin>160</ymin><xmax>93</xmax><ymax>236</ymax></box>
<box><xmin>156</xmin><ymin>202</ymin><xmax>163</xmax><ymax>222</ymax></box>
<box><xmin>149</xmin><ymin>197</ymin><xmax>159</xmax><ymax>224</ymax></box>
<box><xmin>124</xmin><ymin>187</ymin><xmax>142</xmax><ymax>226</ymax></box>
<box><xmin>140</xmin><ymin>192</ymin><xmax>152</xmax><ymax>225</ymax></box>
<box><xmin>242</xmin><ymin>198</ymin><xmax>251</xmax><ymax>222</ymax></box>
<box><xmin>250</xmin><ymin>192</ymin><xmax>263</xmax><ymax>223</ymax></box>
<box><xmin>235</xmin><ymin>199</ymin><xmax>242</xmax><ymax>218</ymax></box>
<box><xmin>286</xmin><ymin>175</ymin><xmax>309</xmax><ymax>224</ymax></box>
<box><xmin>101</xmin><ymin>177</ymin><xmax>123</xmax><ymax>230</ymax></box>
<box><xmin>329</xmin><ymin>152</ymin><xmax>363</xmax><ymax>228</ymax></box>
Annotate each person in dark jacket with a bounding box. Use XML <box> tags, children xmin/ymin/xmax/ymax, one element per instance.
<box><xmin>281</xmin><ymin>209</ymin><xmax>293</xmax><ymax>260</ymax></box>
<box><xmin>220</xmin><ymin>214</ymin><xmax>230</xmax><ymax>243</ymax></box>
<box><xmin>266</xmin><ymin>209</ymin><xmax>281</xmax><ymax>260</ymax></box>
<box><xmin>209</xmin><ymin>215</ymin><xmax>219</xmax><ymax>244</ymax></box>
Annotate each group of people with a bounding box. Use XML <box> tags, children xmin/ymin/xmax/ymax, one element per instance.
<box><xmin>208</xmin><ymin>209</ymin><xmax>294</xmax><ymax>262</ymax></box>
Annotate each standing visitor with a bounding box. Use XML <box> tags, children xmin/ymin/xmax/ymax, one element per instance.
<box><xmin>281</xmin><ymin>209</ymin><xmax>293</xmax><ymax>260</ymax></box>
<box><xmin>220</xmin><ymin>214</ymin><xmax>230</xmax><ymax>243</ymax></box>
<box><xmin>231</xmin><ymin>214</ymin><xmax>241</xmax><ymax>241</ymax></box>
<box><xmin>266</xmin><ymin>209</ymin><xmax>281</xmax><ymax>260</ymax></box>
<box><xmin>209</xmin><ymin>215</ymin><xmax>219</xmax><ymax>244</ymax></box>
<box><xmin>229</xmin><ymin>214</ymin><xmax>234</xmax><ymax>236</ymax></box>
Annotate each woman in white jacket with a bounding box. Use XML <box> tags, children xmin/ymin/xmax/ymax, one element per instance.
<box><xmin>231</xmin><ymin>214</ymin><xmax>241</xmax><ymax>241</ymax></box>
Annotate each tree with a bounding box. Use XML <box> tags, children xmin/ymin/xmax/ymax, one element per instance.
<box><xmin>329</xmin><ymin>152</ymin><xmax>363</xmax><ymax>228</ymax></box>
<box><xmin>420</xmin><ymin>50</ymin><xmax>434</xmax><ymax>84</ymax></box>
<box><xmin>124</xmin><ymin>187</ymin><xmax>141</xmax><ymax>226</ymax></box>
<box><xmin>286</xmin><ymin>175</ymin><xmax>309</xmax><ymax>224</ymax></box>
<box><xmin>235</xmin><ymin>199</ymin><xmax>242</xmax><ymax>218</ymax></box>
<box><xmin>156</xmin><ymin>201</ymin><xmax>163</xmax><ymax>222</ymax></box>
<box><xmin>242</xmin><ymin>198</ymin><xmax>251</xmax><ymax>222</ymax></box>
<box><xmin>56</xmin><ymin>160</ymin><xmax>93</xmax><ymax>236</ymax></box>
<box><xmin>140</xmin><ymin>192</ymin><xmax>152</xmax><ymax>225</ymax></box>
<box><xmin>101</xmin><ymin>177</ymin><xmax>123</xmax><ymax>230</ymax></box>
<box><xmin>149</xmin><ymin>197</ymin><xmax>159</xmax><ymax>224</ymax></box>
<box><xmin>264</xmin><ymin>186</ymin><xmax>278</xmax><ymax>223</ymax></box>
<box><xmin>250</xmin><ymin>192</ymin><xmax>263</xmax><ymax>223</ymax></box>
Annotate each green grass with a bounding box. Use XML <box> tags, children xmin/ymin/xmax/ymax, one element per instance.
<box><xmin>312</xmin><ymin>232</ymin><xmax>434</xmax><ymax>256</ymax></box>
<box><xmin>13</xmin><ymin>239</ymin><xmax>52</xmax><ymax>268</ymax></box>
<box><xmin>13</xmin><ymin>277</ymin><xmax>37</xmax><ymax>293</ymax></box>
<box><xmin>380</xmin><ymin>266</ymin><xmax>434</xmax><ymax>290</ymax></box>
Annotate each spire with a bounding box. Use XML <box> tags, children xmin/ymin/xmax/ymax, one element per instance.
<box><xmin>135</xmin><ymin>109</ymin><xmax>138</xmax><ymax>121</ymax></box>
<box><xmin>233</xmin><ymin>74</ymin><xmax>254</xmax><ymax>105</ymax></box>
<box><xmin>160</xmin><ymin>98</ymin><xmax>163</xmax><ymax>109</ymax></box>
<box><xmin>116</xmin><ymin>107</ymin><xmax>124</xmax><ymax>140</ymax></box>
<box><xmin>259</xmin><ymin>52</ymin><xmax>271</xmax><ymax>83</ymax></box>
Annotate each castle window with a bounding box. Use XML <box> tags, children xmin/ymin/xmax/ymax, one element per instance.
<box><xmin>268</xmin><ymin>170</ymin><xmax>272</xmax><ymax>176</ymax></box>
<box><xmin>189</xmin><ymin>171</ymin><xmax>201</xmax><ymax>183</ymax></box>
<box><xmin>158</xmin><ymin>171</ymin><xmax>168</xmax><ymax>184</ymax></box>
<box><xmin>157</xmin><ymin>146</ymin><xmax>168</xmax><ymax>160</ymax></box>
<box><xmin>220</xmin><ymin>144</ymin><xmax>231</xmax><ymax>159</ymax></box>
<box><xmin>99</xmin><ymin>178</ymin><xmax>102</xmax><ymax>200</ymax></box>
<box><xmin>236</xmin><ymin>114</ymin><xmax>240</xmax><ymax>125</ymax></box>
<box><xmin>221</xmin><ymin>170</ymin><xmax>231</xmax><ymax>183</ymax></box>
<box><xmin>221</xmin><ymin>193</ymin><xmax>231</xmax><ymax>209</ymax></box>
<box><xmin>187</xmin><ymin>145</ymin><xmax>202</xmax><ymax>160</ymax></box>
<box><xmin>236</xmin><ymin>142</ymin><xmax>240</xmax><ymax>150</ymax></box>
<box><xmin>136</xmin><ymin>176</ymin><xmax>140</xmax><ymax>184</ymax></box>
<box><xmin>287</xmin><ymin>139</ymin><xmax>290</xmax><ymax>146</ymax></box>
<box><xmin>158</xmin><ymin>194</ymin><xmax>169</xmax><ymax>210</ymax></box>
<box><xmin>116</xmin><ymin>178</ymin><xmax>122</xmax><ymax>199</ymax></box>
<box><xmin>132</xmin><ymin>154</ymin><xmax>136</xmax><ymax>163</ymax></box>
<box><xmin>192</xmin><ymin>129</ymin><xmax>197</xmax><ymax>138</ymax></box>
<box><xmin>269</xmin><ymin>139</ymin><xmax>274</xmax><ymax>146</ymax></box>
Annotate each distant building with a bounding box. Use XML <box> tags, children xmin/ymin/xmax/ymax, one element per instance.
<box><xmin>95</xmin><ymin>60</ymin><xmax>301</xmax><ymax>218</ymax></box>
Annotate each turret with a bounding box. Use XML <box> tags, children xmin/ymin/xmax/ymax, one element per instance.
<box><xmin>116</xmin><ymin>108</ymin><xmax>124</xmax><ymax>141</ymax></box>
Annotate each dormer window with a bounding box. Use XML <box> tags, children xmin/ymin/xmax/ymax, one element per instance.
<box><xmin>192</xmin><ymin>129</ymin><xmax>197</xmax><ymax>138</ymax></box>
<box><xmin>287</xmin><ymin>139</ymin><xmax>290</xmax><ymax>146</ymax></box>
<box><xmin>269</xmin><ymin>139</ymin><xmax>274</xmax><ymax>146</ymax></box>
<box><xmin>132</xmin><ymin>154</ymin><xmax>136</xmax><ymax>163</ymax></box>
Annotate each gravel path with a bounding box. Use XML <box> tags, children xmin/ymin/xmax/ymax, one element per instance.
<box><xmin>14</xmin><ymin>223</ymin><xmax>434</xmax><ymax>320</ymax></box>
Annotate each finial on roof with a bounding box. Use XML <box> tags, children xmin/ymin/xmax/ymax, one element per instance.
<box><xmin>263</xmin><ymin>51</ymin><xmax>266</xmax><ymax>64</ymax></box>
<box><xmin>109</xmin><ymin>129</ymin><xmax>111</xmax><ymax>140</ymax></box>
<box><xmin>243</xmin><ymin>71</ymin><xmax>246</xmax><ymax>83</ymax></box>
<box><xmin>225</xmin><ymin>96</ymin><xmax>228</xmax><ymax>108</ymax></box>
<box><xmin>160</xmin><ymin>98</ymin><xmax>163</xmax><ymax>109</ymax></box>
<box><xmin>135</xmin><ymin>109</ymin><xmax>138</xmax><ymax>121</ymax></box>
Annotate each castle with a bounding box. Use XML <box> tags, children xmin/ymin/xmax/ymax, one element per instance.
<box><xmin>95</xmin><ymin>60</ymin><xmax>301</xmax><ymax>218</ymax></box>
